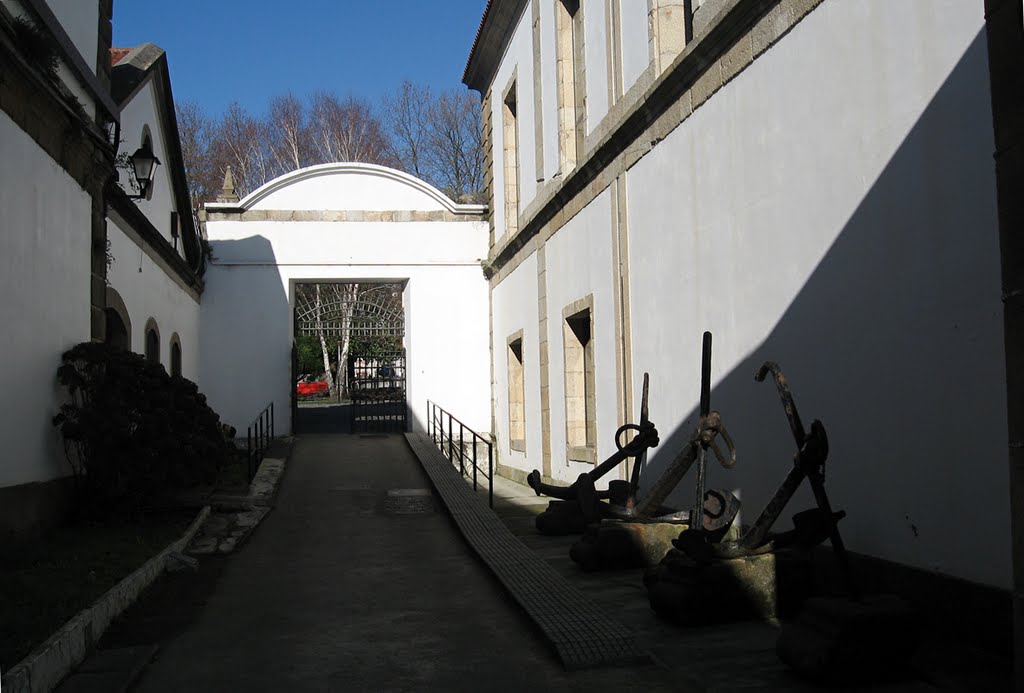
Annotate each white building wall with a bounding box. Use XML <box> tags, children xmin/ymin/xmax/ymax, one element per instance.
<box><xmin>106</xmin><ymin>221</ymin><xmax>201</xmax><ymax>381</ymax></box>
<box><xmin>583</xmin><ymin>0</ymin><xmax>609</xmax><ymax>133</ymax></box>
<box><xmin>538</xmin><ymin>0</ymin><xmax>560</xmax><ymax>181</ymax></box>
<box><xmin>117</xmin><ymin>79</ymin><xmax>182</xmax><ymax>253</ymax></box>
<box><xmin>0</xmin><ymin>112</ymin><xmax>91</xmax><ymax>487</ymax></box>
<box><xmin>202</xmin><ymin>209</ymin><xmax>491</xmax><ymax>437</ymax></box>
<box><xmin>491</xmin><ymin>3</ymin><xmax>540</xmax><ymax>239</ymax></box>
<box><xmin>542</xmin><ymin>189</ymin><xmax>618</xmax><ymax>484</ymax></box>
<box><xmin>625</xmin><ymin>1</ymin><xmax>1006</xmax><ymax>587</ymax></box>
<box><xmin>619</xmin><ymin>1</ymin><xmax>650</xmax><ymax>95</ymax></box>
<box><xmin>44</xmin><ymin>0</ymin><xmax>98</xmax><ymax>75</ymax></box>
<box><xmin>491</xmin><ymin>254</ymin><xmax>541</xmax><ymax>473</ymax></box>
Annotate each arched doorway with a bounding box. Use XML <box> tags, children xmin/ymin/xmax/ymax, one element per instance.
<box><xmin>293</xmin><ymin>282</ymin><xmax>406</xmax><ymax>433</ymax></box>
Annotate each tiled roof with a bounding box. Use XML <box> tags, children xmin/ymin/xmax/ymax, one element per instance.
<box><xmin>110</xmin><ymin>47</ymin><xmax>132</xmax><ymax>66</ymax></box>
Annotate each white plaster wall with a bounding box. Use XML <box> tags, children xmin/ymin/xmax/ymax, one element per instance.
<box><xmin>117</xmin><ymin>79</ymin><xmax>182</xmax><ymax>254</ymax></box>
<box><xmin>542</xmin><ymin>189</ymin><xmax>618</xmax><ymax>484</ymax></box>
<box><xmin>201</xmin><ymin>216</ymin><xmax>491</xmax><ymax>437</ymax></box>
<box><xmin>583</xmin><ymin>0</ymin><xmax>609</xmax><ymax>134</ymax></box>
<box><xmin>44</xmin><ymin>0</ymin><xmax>98</xmax><ymax>76</ymax></box>
<box><xmin>0</xmin><ymin>112</ymin><xmax>91</xmax><ymax>487</ymax></box>
<box><xmin>625</xmin><ymin>1</ymin><xmax>1006</xmax><ymax>587</ymax></box>
<box><xmin>619</xmin><ymin>1</ymin><xmax>650</xmax><ymax>96</ymax></box>
<box><xmin>538</xmin><ymin>0</ymin><xmax>560</xmax><ymax>182</ymax></box>
<box><xmin>106</xmin><ymin>221</ymin><xmax>201</xmax><ymax>381</ymax></box>
<box><xmin>491</xmin><ymin>3</ymin><xmax>540</xmax><ymax>240</ymax></box>
<box><xmin>249</xmin><ymin>170</ymin><xmax>446</xmax><ymax>212</ymax></box>
<box><xmin>491</xmin><ymin>253</ymin><xmax>541</xmax><ymax>473</ymax></box>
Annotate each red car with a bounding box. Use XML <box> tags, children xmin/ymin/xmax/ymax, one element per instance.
<box><xmin>296</xmin><ymin>381</ymin><xmax>329</xmax><ymax>397</ymax></box>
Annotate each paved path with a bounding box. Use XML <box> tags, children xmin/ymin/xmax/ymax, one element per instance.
<box><xmin>132</xmin><ymin>434</ymin><xmax>678</xmax><ymax>692</ymax></box>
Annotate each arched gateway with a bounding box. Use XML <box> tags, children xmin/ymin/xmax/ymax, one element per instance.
<box><xmin>199</xmin><ymin>163</ymin><xmax>492</xmax><ymax>438</ymax></box>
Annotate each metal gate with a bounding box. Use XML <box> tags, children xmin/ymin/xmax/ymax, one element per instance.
<box><xmin>293</xmin><ymin>283</ymin><xmax>407</xmax><ymax>434</ymax></box>
<box><xmin>349</xmin><ymin>349</ymin><xmax>407</xmax><ymax>433</ymax></box>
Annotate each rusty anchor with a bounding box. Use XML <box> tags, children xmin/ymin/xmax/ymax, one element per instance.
<box><xmin>672</xmin><ymin>361</ymin><xmax>851</xmax><ymax>571</ymax></box>
<box><xmin>566</xmin><ymin>333</ymin><xmax>743</xmax><ymax>570</ymax></box>
<box><xmin>529</xmin><ymin>348</ymin><xmax>740</xmax><ymax>541</ymax></box>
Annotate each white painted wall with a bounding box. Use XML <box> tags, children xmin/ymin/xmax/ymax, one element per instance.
<box><xmin>622</xmin><ymin>1</ymin><xmax>1006</xmax><ymax>587</ymax></box>
<box><xmin>619</xmin><ymin>1</ymin><xmax>650</xmax><ymax>96</ymax></box>
<box><xmin>0</xmin><ymin>112</ymin><xmax>91</xmax><ymax>487</ymax></box>
<box><xmin>542</xmin><ymin>190</ymin><xmax>618</xmax><ymax>483</ymax></box>
<box><xmin>200</xmin><ymin>167</ymin><xmax>491</xmax><ymax>437</ymax></box>
<box><xmin>490</xmin><ymin>3</ymin><xmax>540</xmax><ymax>239</ymax></box>
<box><xmin>491</xmin><ymin>254</ymin><xmax>541</xmax><ymax>471</ymax></box>
<box><xmin>44</xmin><ymin>0</ymin><xmax>98</xmax><ymax>76</ymax></box>
<box><xmin>117</xmin><ymin>78</ymin><xmax>183</xmax><ymax>255</ymax></box>
<box><xmin>246</xmin><ymin>165</ymin><xmax>447</xmax><ymax>212</ymax></box>
<box><xmin>583</xmin><ymin>0</ymin><xmax>609</xmax><ymax>133</ymax></box>
<box><xmin>538</xmin><ymin>0</ymin><xmax>560</xmax><ymax>181</ymax></box>
<box><xmin>106</xmin><ymin>220</ymin><xmax>201</xmax><ymax>381</ymax></box>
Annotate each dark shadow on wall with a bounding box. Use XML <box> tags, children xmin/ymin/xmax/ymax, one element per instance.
<box><xmin>199</xmin><ymin>234</ymin><xmax>291</xmax><ymax>437</ymax></box>
<box><xmin>634</xmin><ymin>30</ymin><xmax>1009</xmax><ymax>649</ymax></box>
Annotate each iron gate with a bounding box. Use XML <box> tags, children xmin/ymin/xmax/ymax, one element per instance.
<box><xmin>349</xmin><ymin>349</ymin><xmax>407</xmax><ymax>433</ymax></box>
<box><xmin>293</xmin><ymin>283</ymin><xmax>407</xmax><ymax>434</ymax></box>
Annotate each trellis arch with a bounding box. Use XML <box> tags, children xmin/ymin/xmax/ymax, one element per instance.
<box><xmin>294</xmin><ymin>287</ymin><xmax>404</xmax><ymax>339</ymax></box>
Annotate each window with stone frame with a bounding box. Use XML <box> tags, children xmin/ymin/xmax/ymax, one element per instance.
<box><xmin>563</xmin><ymin>296</ymin><xmax>596</xmax><ymax>463</ymax></box>
<box><xmin>502</xmin><ymin>76</ymin><xmax>520</xmax><ymax>240</ymax></box>
<box><xmin>555</xmin><ymin>0</ymin><xmax>585</xmax><ymax>172</ymax></box>
<box><xmin>508</xmin><ymin>332</ymin><xmax>526</xmax><ymax>452</ymax></box>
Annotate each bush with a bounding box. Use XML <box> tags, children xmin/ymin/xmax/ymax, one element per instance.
<box><xmin>53</xmin><ymin>342</ymin><xmax>234</xmax><ymax>519</ymax></box>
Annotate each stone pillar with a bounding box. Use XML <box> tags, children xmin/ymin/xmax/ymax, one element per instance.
<box><xmin>648</xmin><ymin>0</ymin><xmax>692</xmax><ymax>75</ymax></box>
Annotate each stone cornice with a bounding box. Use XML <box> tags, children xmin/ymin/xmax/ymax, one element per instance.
<box><xmin>202</xmin><ymin>209</ymin><xmax>488</xmax><ymax>223</ymax></box>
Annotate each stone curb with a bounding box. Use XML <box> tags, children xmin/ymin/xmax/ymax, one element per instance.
<box><xmin>0</xmin><ymin>506</ymin><xmax>211</xmax><ymax>693</ymax></box>
<box><xmin>206</xmin><ymin>454</ymin><xmax>288</xmax><ymax>511</ymax></box>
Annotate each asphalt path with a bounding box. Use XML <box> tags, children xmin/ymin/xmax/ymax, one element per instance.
<box><xmin>131</xmin><ymin>434</ymin><xmax>678</xmax><ymax>692</ymax></box>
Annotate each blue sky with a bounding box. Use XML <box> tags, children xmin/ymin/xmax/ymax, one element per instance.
<box><xmin>113</xmin><ymin>1</ymin><xmax>489</xmax><ymax>117</ymax></box>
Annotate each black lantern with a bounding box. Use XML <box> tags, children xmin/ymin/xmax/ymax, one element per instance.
<box><xmin>128</xmin><ymin>141</ymin><xmax>161</xmax><ymax>199</ymax></box>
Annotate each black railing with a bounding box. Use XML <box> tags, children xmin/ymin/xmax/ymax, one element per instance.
<box><xmin>246</xmin><ymin>401</ymin><xmax>275</xmax><ymax>481</ymax></box>
<box><xmin>428</xmin><ymin>400</ymin><xmax>494</xmax><ymax>508</ymax></box>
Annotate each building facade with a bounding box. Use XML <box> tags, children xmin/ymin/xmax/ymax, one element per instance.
<box><xmin>0</xmin><ymin>1</ymin><xmax>203</xmax><ymax>542</ymax></box>
<box><xmin>466</xmin><ymin>0</ymin><xmax>1012</xmax><ymax>636</ymax></box>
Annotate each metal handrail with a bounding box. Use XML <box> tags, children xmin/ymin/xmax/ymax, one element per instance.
<box><xmin>427</xmin><ymin>400</ymin><xmax>494</xmax><ymax>508</ymax></box>
<box><xmin>246</xmin><ymin>401</ymin><xmax>275</xmax><ymax>481</ymax></box>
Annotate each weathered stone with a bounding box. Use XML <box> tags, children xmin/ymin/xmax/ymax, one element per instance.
<box><xmin>646</xmin><ymin>548</ymin><xmax>813</xmax><ymax>625</ymax></box>
<box><xmin>187</xmin><ymin>536</ymin><xmax>218</xmax><ymax>555</ymax></box>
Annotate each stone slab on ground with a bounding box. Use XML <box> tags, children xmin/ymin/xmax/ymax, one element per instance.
<box><xmin>185</xmin><ymin>507</ymin><xmax>271</xmax><ymax>556</ymax></box>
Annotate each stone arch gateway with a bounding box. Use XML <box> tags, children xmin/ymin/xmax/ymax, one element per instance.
<box><xmin>199</xmin><ymin>163</ymin><xmax>492</xmax><ymax>437</ymax></box>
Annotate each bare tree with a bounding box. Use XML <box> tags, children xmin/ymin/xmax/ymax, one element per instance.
<box><xmin>175</xmin><ymin>100</ymin><xmax>217</xmax><ymax>207</ymax></box>
<box><xmin>208</xmin><ymin>102</ymin><xmax>270</xmax><ymax>198</ymax></box>
<box><xmin>424</xmin><ymin>88</ymin><xmax>483</xmax><ymax>202</ymax></box>
<box><xmin>267</xmin><ymin>92</ymin><xmax>310</xmax><ymax>178</ymax></box>
<box><xmin>383</xmin><ymin>84</ymin><xmax>483</xmax><ymax>201</ymax></box>
<box><xmin>383</xmin><ymin>81</ymin><xmax>432</xmax><ymax>180</ymax></box>
<box><xmin>309</xmin><ymin>92</ymin><xmax>395</xmax><ymax>166</ymax></box>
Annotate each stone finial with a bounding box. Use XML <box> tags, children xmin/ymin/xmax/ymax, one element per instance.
<box><xmin>217</xmin><ymin>166</ymin><xmax>240</xmax><ymax>203</ymax></box>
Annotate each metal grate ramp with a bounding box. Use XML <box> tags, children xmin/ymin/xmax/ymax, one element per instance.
<box><xmin>405</xmin><ymin>433</ymin><xmax>647</xmax><ymax>669</ymax></box>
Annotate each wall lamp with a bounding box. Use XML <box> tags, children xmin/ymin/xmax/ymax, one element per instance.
<box><xmin>127</xmin><ymin>142</ymin><xmax>161</xmax><ymax>199</ymax></box>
